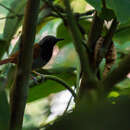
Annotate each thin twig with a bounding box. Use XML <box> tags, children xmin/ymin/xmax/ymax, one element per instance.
<box><xmin>45</xmin><ymin>0</ymin><xmax>65</xmax><ymax>20</ymax></box>
<box><xmin>31</xmin><ymin>71</ymin><xmax>77</xmax><ymax>99</ymax></box>
<box><xmin>75</xmin><ymin>10</ymin><xmax>95</xmax><ymax>18</ymax></box>
<box><xmin>63</xmin><ymin>95</ymin><xmax>73</xmax><ymax>114</ymax></box>
<box><xmin>63</xmin><ymin>0</ymin><xmax>100</xmax><ymax>98</ymax></box>
<box><xmin>98</xmin><ymin>19</ymin><xmax>118</xmax><ymax>59</ymax></box>
<box><xmin>37</xmin><ymin>67</ymin><xmax>76</xmax><ymax>75</ymax></box>
<box><xmin>87</xmin><ymin>12</ymin><xmax>103</xmax><ymax>50</ymax></box>
<box><xmin>103</xmin><ymin>53</ymin><xmax>130</xmax><ymax>92</ymax></box>
<box><xmin>0</xmin><ymin>3</ymin><xmax>24</xmax><ymax>18</ymax></box>
<box><xmin>44</xmin><ymin>75</ymin><xmax>77</xmax><ymax>99</ymax></box>
<box><xmin>63</xmin><ymin>86</ymin><xmax>76</xmax><ymax>114</ymax></box>
<box><xmin>0</xmin><ymin>15</ymin><xmax>23</xmax><ymax>20</ymax></box>
<box><xmin>116</xmin><ymin>25</ymin><xmax>130</xmax><ymax>33</ymax></box>
<box><xmin>0</xmin><ymin>16</ymin><xmax>15</xmax><ymax>20</ymax></box>
<box><xmin>79</xmin><ymin>16</ymin><xmax>93</xmax><ymax>20</ymax></box>
<box><xmin>0</xmin><ymin>3</ymin><xmax>16</xmax><ymax>14</ymax></box>
<box><xmin>102</xmin><ymin>0</ymin><xmax>106</xmax><ymax>8</ymax></box>
<box><xmin>63</xmin><ymin>0</ymin><xmax>91</xmax><ymax>75</ymax></box>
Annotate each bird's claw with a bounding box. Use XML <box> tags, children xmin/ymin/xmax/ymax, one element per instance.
<box><xmin>39</xmin><ymin>74</ymin><xmax>46</xmax><ymax>82</ymax></box>
<box><xmin>31</xmin><ymin>76</ymin><xmax>39</xmax><ymax>85</ymax></box>
<box><xmin>32</xmin><ymin>71</ymin><xmax>46</xmax><ymax>83</ymax></box>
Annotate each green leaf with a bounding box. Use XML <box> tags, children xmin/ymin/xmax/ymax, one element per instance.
<box><xmin>79</xmin><ymin>19</ymin><xmax>91</xmax><ymax>34</ymax></box>
<box><xmin>3</xmin><ymin>0</ymin><xmax>25</xmax><ymax>40</ymax></box>
<box><xmin>99</xmin><ymin>8</ymin><xmax>116</xmax><ymax>21</ymax></box>
<box><xmin>85</xmin><ymin>0</ymin><xmax>102</xmax><ymax>12</ymax></box>
<box><xmin>115</xmin><ymin>42</ymin><xmax>130</xmax><ymax>57</ymax></box>
<box><xmin>28</xmin><ymin>73</ymin><xmax>76</xmax><ymax>102</ymax></box>
<box><xmin>107</xmin><ymin>0</ymin><xmax>130</xmax><ymax>24</ymax></box>
<box><xmin>56</xmin><ymin>22</ymin><xmax>73</xmax><ymax>48</ymax></box>
<box><xmin>57</xmin><ymin>20</ymin><xmax>91</xmax><ymax>48</ymax></box>
<box><xmin>86</xmin><ymin>0</ymin><xmax>130</xmax><ymax>23</ymax></box>
<box><xmin>28</xmin><ymin>44</ymin><xmax>78</xmax><ymax>102</ymax></box>
<box><xmin>114</xmin><ymin>24</ymin><xmax>130</xmax><ymax>44</ymax></box>
<box><xmin>116</xmin><ymin>78</ymin><xmax>130</xmax><ymax>90</ymax></box>
<box><xmin>71</xmin><ymin>0</ymin><xmax>88</xmax><ymax>13</ymax></box>
<box><xmin>36</xmin><ymin>17</ymin><xmax>56</xmax><ymax>33</ymax></box>
<box><xmin>1</xmin><ymin>0</ymin><xmax>25</xmax><ymax>59</ymax></box>
<box><xmin>36</xmin><ymin>18</ymin><xmax>61</xmax><ymax>42</ymax></box>
<box><xmin>52</xmin><ymin>44</ymin><xmax>78</xmax><ymax>68</ymax></box>
<box><xmin>36</xmin><ymin>1</ymin><xmax>57</xmax><ymax>33</ymax></box>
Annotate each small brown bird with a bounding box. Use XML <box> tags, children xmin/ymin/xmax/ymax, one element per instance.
<box><xmin>0</xmin><ymin>35</ymin><xmax>64</xmax><ymax>69</ymax></box>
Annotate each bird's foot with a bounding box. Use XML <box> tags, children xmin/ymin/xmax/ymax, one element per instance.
<box><xmin>31</xmin><ymin>76</ymin><xmax>39</xmax><ymax>85</ymax></box>
<box><xmin>32</xmin><ymin>71</ymin><xmax>46</xmax><ymax>83</ymax></box>
<box><xmin>39</xmin><ymin>74</ymin><xmax>46</xmax><ymax>83</ymax></box>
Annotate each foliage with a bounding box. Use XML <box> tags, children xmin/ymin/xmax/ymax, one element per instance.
<box><xmin>0</xmin><ymin>0</ymin><xmax>130</xmax><ymax>129</ymax></box>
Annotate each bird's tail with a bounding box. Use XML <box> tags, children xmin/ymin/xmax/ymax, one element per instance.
<box><xmin>0</xmin><ymin>58</ymin><xmax>13</xmax><ymax>65</ymax></box>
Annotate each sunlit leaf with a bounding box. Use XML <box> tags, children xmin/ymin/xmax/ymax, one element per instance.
<box><xmin>57</xmin><ymin>20</ymin><xmax>91</xmax><ymax>48</ymax></box>
<box><xmin>52</xmin><ymin>44</ymin><xmax>78</xmax><ymax>68</ymax></box>
<box><xmin>71</xmin><ymin>0</ymin><xmax>87</xmax><ymax>13</ymax></box>
<box><xmin>107</xmin><ymin>0</ymin><xmax>130</xmax><ymax>24</ymax></box>
<box><xmin>114</xmin><ymin>24</ymin><xmax>130</xmax><ymax>44</ymax></box>
<box><xmin>28</xmin><ymin>44</ymin><xmax>78</xmax><ymax>102</ymax></box>
<box><xmin>28</xmin><ymin>73</ymin><xmax>76</xmax><ymax>102</ymax></box>
<box><xmin>85</xmin><ymin>0</ymin><xmax>102</xmax><ymax>12</ymax></box>
<box><xmin>56</xmin><ymin>22</ymin><xmax>72</xmax><ymax>48</ymax></box>
<box><xmin>86</xmin><ymin>0</ymin><xmax>130</xmax><ymax>23</ymax></box>
<box><xmin>3</xmin><ymin>0</ymin><xmax>25</xmax><ymax>40</ymax></box>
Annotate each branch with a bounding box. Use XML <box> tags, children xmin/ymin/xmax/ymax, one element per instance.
<box><xmin>63</xmin><ymin>0</ymin><xmax>100</xmax><ymax>99</ymax></box>
<box><xmin>63</xmin><ymin>95</ymin><xmax>73</xmax><ymax>114</ymax></box>
<box><xmin>37</xmin><ymin>67</ymin><xmax>76</xmax><ymax>75</ymax></box>
<box><xmin>0</xmin><ymin>3</ymin><xmax>16</xmax><ymax>14</ymax></box>
<box><xmin>116</xmin><ymin>25</ymin><xmax>130</xmax><ymax>33</ymax></box>
<box><xmin>102</xmin><ymin>0</ymin><xmax>106</xmax><ymax>8</ymax></box>
<box><xmin>99</xmin><ymin>19</ymin><xmax>118</xmax><ymax>58</ymax></box>
<box><xmin>87</xmin><ymin>12</ymin><xmax>104</xmax><ymax>50</ymax></box>
<box><xmin>75</xmin><ymin>10</ymin><xmax>95</xmax><ymax>18</ymax></box>
<box><xmin>45</xmin><ymin>0</ymin><xmax>65</xmax><ymax>20</ymax></box>
<box><xmin>0</xmin><ymin>15</ymin><xmax>23</xmax><ymax>20</ymax></box>
<box><xmin>45</xmin><ymin>75</ymin><xmax>77</xmax><ymax>99</ymax></box>
<box><xmin>63</xmin><ymin>0</ymin><xmax>91</xmax><ymax>75</ymax></box>
<box><xmin>9</xmin><ymin>0</ymin><xmax>40</xmax><ymax>130</ymax></box>
<box><xmin>95</xmin><ymin>19</ymin><xmax>118</xmax><ymax>67</ymax></box>
<box><xmin>30</xmin><ymin>74</ymin><xmax>77</xmax><ymax>99</ymax></box>
<box><xmin>103</xmin><ymin>53</ymin><xmax>130</xmax><ymax>91</ymax></box>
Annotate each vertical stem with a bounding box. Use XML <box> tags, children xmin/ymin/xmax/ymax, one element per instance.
<box><xmin>87</xmin><ymin>12</ymin><xmax>103</xmax><ymax>51</ymax></box>
<box><xmin>63</xmin><ymin>0</ymin><xmax>99</xmax><ymax>100</ymax></box>
<box><xmin>63</xmin><ymin>0</ymin><xmax>91</xmax><ymax>75</ymax></box>
<box><xmin>103</xmin><ymin>53</ymin><xmax>130</xmax><ymax>92</ymax></box>
<box><xmin>9</xmin><ymin>0</ymin><xmax>40</xmax><ymax>130</ymax></box>
<box><xmin>102</xmin><ymin>0</ymin><xmax>106</xmax><ymax>8</ymax></box>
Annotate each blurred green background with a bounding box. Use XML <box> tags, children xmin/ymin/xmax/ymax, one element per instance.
<box><xmin>0</xmin><ymin>0</ymin><xmax>130</xmax><ymax>129</ymax></box>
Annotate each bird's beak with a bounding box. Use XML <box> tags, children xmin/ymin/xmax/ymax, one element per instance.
<box><xmin>56</xmin><ymin>38</ymin><xmax>64</xmax><ymax>42</ymax></box>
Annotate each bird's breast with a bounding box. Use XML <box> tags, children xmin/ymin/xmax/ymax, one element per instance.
<box><xmin>41</xmin><ymin>47</ymin><xmax>53</xmax><ymax>63</ymax></box>
<box><xmin>32</xmin><ymin>47</ymin><xmax>53</xmax><ymax>69</ymax></box>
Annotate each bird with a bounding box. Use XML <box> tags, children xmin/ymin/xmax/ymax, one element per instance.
<box><xmin>0</xmin><ymin>35</ymin><xmax>64</xmax><ymax>69</ymax></box>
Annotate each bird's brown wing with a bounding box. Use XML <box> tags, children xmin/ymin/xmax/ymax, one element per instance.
<box><xmin>0</xmin><ymin>43</ymin><xmax>41</xmax><ymax>65</ymax></box>
<box><xmin>10</xmin><ymin>43</ymin><xmax>41</xmax><ymax>63</ymax></box>
<box><xmin>10</xmin><ymin>51</ymin><xmax>19</xmax><ymax>64</ymax></box>
<box><xmin>0</xmin><ymin>50</ymin><xmax>19</xmax><ymax>65</ymax></box>
<box><xmin>33</xmin><ymin>43</ymin><xmax>41</xmax><ymax>59</ymax></box>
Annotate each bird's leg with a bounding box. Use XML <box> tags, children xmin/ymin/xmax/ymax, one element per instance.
<box><xmin>32</xmin><ymin>70</ymin><xmax>46</xmax><ymax>82</ymax></box>
<box><xmin>31</xmin><ymin>75</ymin><xmax>39</xmax><ymax>85</ymax></box>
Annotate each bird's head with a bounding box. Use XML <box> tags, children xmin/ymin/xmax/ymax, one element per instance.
<box><xmin>39</xmin><ymin>35</ymin><xmax>64</xmax><ymax>48</ymax></box>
